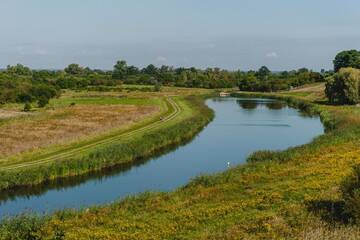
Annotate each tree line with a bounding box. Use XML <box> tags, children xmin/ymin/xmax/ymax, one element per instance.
<box><xmin>0</xmin><ymin>59</ymin><xmax>331</xmax><ymax>109</ymax></box>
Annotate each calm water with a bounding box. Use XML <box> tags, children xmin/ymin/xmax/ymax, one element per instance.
<box><xmin>0</xmin><ymin>98</ymin><xmax>324</xmax><ymax>218</ymax></box>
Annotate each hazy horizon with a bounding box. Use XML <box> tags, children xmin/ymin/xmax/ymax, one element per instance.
<box><xmin>1</xmin><ymin>0</ymin><xmax>360</xmax><ymax>71</ymax></box>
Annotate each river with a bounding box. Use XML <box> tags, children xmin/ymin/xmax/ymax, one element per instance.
<box><xmin>0</xmin><ymin>97</ymin><xmax>324</xmax><ymax>218</ymax></box>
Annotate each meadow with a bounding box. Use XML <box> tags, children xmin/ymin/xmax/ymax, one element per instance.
<box><xmin>2</xmin><ymin>84</ymin><xmax>360</xmax><ymax>239</ymax></box>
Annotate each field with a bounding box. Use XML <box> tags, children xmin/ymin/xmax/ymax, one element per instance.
<box><xmin>3</xmin><ymin>83</ymin><xmax>360</xmax><ymax>239</ymax></box>
<box><xmin>3</xmin><ymin>84</ymin><xmax>360</xmax><ymax>239</ymax></box>
<box><xmin>0</xmin><ymin>86</ymin><xmax>213</xmax><ymax>191</ymax></box>
<box><xmin>0</xmin><ymin>101</ymin><xmax>158</xmax><ymax>158</ymax></box>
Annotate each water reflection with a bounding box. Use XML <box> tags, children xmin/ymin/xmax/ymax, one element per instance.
<box><xmin>0</xmin><ymin>136</ymin><xmax>194</xmax><ymax>205</ymax></box>
<box><xmin>236</xmin><ymin>99</ymin><xmax>258</xmax><ymax>110</ymax></box>
<box><xmin>265</xmin><ymin>101</ymin><xmax>285</xmax><ymax>110</ymax></box>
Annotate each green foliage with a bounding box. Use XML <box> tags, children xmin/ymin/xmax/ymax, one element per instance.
<box><xmin>334</xmin><ymin>50</ymin><xmax>360</xmax><ymax>72</ymax></box>
<box><xmin>64</xmin><ymin>64</ymin><xmax>83</xmax><ymax>75</ymax></box>
<box><xmin>153</xmin><ymin>81</ymin><xmax>162</xmax><ymax>92</ymax></box>
<box><xmin>0</xmin><ymin>215</ymin><xmax>45</xmax><ymax>240</ymax></box>
<box><xmin>238</xmin><ymin>67</ymin><xmax>325</xmax><ymax>92</ymax></box>
<box><xmin>256</xmin><ymin>66</ymin><xmax>271</xmax><ymax>80</ymax></box>
<box><xmin>37</xmin><ymin>96</ymin><xmax>49</xmax><ymax>108</ymax></box>
<box><xmin>341</xmin><ymin>166</ymin><xmax>360</xmax><ymax>223</ymax></box>
<box><xmin>6</xmin><ymin>64</ymin><xmax>32</xmax><ymax>76</ymax></box>
<box><xmin>325</xmin><ymin>68</ymin><xmax>360</xmax><ymax>105</ymax></box>
<box><xmin>112</xmin><ymin>60</ymin><xmax>128</xmax><ymax>80</ymax></box>
<box><xmin>23</xmin><ymin>102</ymin><xmax>32</xmax><ymax>112</ymax></box>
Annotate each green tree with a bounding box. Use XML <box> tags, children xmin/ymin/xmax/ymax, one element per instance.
<box><xmin>325</xmin><ymin>68</ymin><xmax>360</xmax><ymax>104</ymax></box>
<box><xmin>256</xmin><ymin>66</ymin><xmax>271</xmax><ymax>80</ymax></box>
<box><xmin>112</xmin><ymin>60</ymin><xmax>128</xmax><ymax>80</ymax></box>
<box><xmin>64</xmin><ymin>64</ymin><xmax>83</xmax><ymax>75</ymax></box>
<box><xmin>6</xmin><ymin>64</ymin><xmax>32</xmax><ymax>76</ymax></box>
<box><xmin>142</xmin><ymin>64</ymin><xmax>158</xmax><ymax>75</ymax></box>
<box><xmin>333</xmin><ymin>50</ymin><xmax>360</xmax><ymax>72</ymax></box>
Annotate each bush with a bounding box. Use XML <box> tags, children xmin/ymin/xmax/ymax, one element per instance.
<box><xmin>23</xmin><ymin>102</ymin><xmax>32</xmax><ymax>112</ymax></box>
<box><xmin>0</xmin><ymin>215</ymin><xmax>45</xmax><ymax>240</ymax></box>
<box><xmin>341</xmin><ymin>165</ymin><xmax>360</xmax><ymax>223</ymax></box>
<box><xmin>37</xmin><ymin>96</ymin><xmax>49</xmax><ymax>108</ymax></box>
<box><xmin>325</xmin><ymin>68</ymin><xmax>360</xmax><ymax>105</ymax></box>
<box><xmin>153</xmin><ymin>82</ymin><xmax>162</xmax><ymax>92</ymax></box>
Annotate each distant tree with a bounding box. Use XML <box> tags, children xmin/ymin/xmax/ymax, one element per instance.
<box><xmin>256</xmin><ymin>66</ymin><xmax>271</xmax><ymax>80</ymax></box>
<box><xmin>333</xmin><ymin>50</ymin><xmax>360</xmax><ymax>72</ymax></box>
<box><xmin>142</xmin><ymin>64</ymin><xmax>158</xmax><ymax>75</ymax></box>
<box><xmin>325</xmin><ymin>68</ymin><xmax>360</xmax><ymax>105</ymax></box>
<box><xmin>297</xmin><ymin>68</ymin><xmax>309</xmax><ymax>73</ymax></box>
<box><xmin>127</xmin><ymin>65</ymin><xmax>139</xmax><ymax>75</ymax></box>
<box><xmin>6</xmin><ymin>64</ymin><xmax>32</xmax><ymax>76</ymax></box>
<box><xmin>112</xmin><ymin>60</ymin><xmax>128</xmax><ymax>80</ymax></box>
<box><xmin>64</xmin><ymin>64</ymin><xmax>83</xmax><ymax>75</ymax></box>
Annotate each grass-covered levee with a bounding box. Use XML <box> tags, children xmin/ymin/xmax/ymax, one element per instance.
<box><xmin>3</xmin><ymin>84</ymin><xmax>360</xmax><ymax>239</ymax></box>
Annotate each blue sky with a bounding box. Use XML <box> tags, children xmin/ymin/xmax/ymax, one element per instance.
<box><xmin>1</xmin><ymin>0</ymin><xmax>359</xmax><ymax>70</ymax></box>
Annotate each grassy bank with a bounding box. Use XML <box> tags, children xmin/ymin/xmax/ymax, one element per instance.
<box><xmin>3</xmin><ymin>87</ymin><xmax>360</xmax><ymax>239</ymax></box>
<box><xmin>0</xmin><ymin>92</ymin><xmax>214</xmax><ymax>192</ymax></box>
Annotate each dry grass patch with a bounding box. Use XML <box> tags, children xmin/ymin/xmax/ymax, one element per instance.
<box><xmin>0</xmin><ymin>109</ymin><xmax>30</xmax><ymax>119</ymax></box>
<box><xmin>300</xmin><ymin>222</ymin><xmax>360</xmax><ymax>240</ymax></box>
<box><xmin>0</xmin><ymin>104</ymin><xmax>159</xmax><ymax>157</ymax></box>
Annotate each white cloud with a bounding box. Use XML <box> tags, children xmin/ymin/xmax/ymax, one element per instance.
<box><xmin>266</xmin><ymin>52</ymin><xmax>278</xmax><ymax>58</ymax></box>
<box><xmin>156</xmin><ymin>56</ymin><xmax>167</xmax><ymax>62</ymax></box>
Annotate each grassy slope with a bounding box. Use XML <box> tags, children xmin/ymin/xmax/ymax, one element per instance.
<box><xmin>3</xmin><ymin>84</ymin><xmax>360</xmax><ymax>239</ymax></box>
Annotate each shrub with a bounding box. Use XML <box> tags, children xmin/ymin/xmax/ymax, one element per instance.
<box><xmin>37</xmin><ymin>96</ymin><xmax>49</xmax><ymax>108</ymax></box>
<box><xmin>325</xmin><ymin>68</ymin><xmax>360</xmax><ymax>105</ymax></box>
<box><xmin>23</xmin><ymin>102</ymin><xmax>32</xmax><ymax>112</ymax></box>
<box><xmin>0</xmin><ymin>215</ymin><xmax>45</xmax><ymax>240</ymax></box>
<box><xmin>153</xmin><ymin>82</ymin><xmax>162</xmax><ymax>92</ymax></box>
<box><xmin>341</xmin><ymin>165</ymin><xmax>360</xmax><ymax>223</ymax></box>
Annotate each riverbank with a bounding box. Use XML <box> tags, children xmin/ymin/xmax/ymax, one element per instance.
<box><xmin>3</xmin><ymin>86</ymin><xmax>360</xmax><ymax>239</ymax></box>
<box><xmin>0</xmin><ymin>89</ymin><xmax>214</xmax><ymax>192</ymax></box>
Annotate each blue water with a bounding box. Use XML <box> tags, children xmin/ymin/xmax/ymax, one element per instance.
<box><xmin>0</xmin><ymin>98</ymin><xmax>324</xmax><ymax>218</ymax></box>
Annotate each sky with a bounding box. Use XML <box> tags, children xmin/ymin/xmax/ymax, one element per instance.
<box><xmin>1</xmin><ymin>0</ymin><xmax>360</xmax><ymax>71</ymax></box>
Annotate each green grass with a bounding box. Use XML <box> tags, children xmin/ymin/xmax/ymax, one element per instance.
<box><xmin>3</xmin><ymin>90</ymin><xmax>360</xmax><ymax>239</ymax></box>
<box><xmin>0</xmin><ymin>94</ymin><xmax>214</xmax><ymax>192</ymax></box>
<box><xmin>4</xmin><ymin>88</ymin><xmax>360</xmax><ymax>239</ymax></box>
